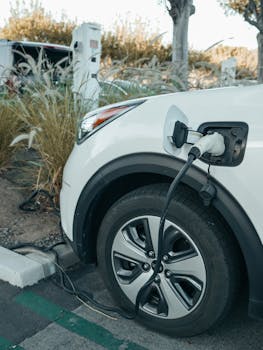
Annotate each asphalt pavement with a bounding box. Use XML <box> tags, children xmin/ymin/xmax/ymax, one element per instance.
<box><xmin>0</xmin><ymin>263</ymin><xmax>262</xmax><ymax>350</ymax></box>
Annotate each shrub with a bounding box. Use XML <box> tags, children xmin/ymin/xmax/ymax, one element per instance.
<box><xmin>7</xmin><ymin>50</ymin><xmax>84</xmax><ymax>200</ymax></box>
<box><xmin>101</xmin><ymin>17</ymin><xmax>171</xmax><ymax>63</ymax></box>
<box><xmin>189</xmin><ymin>46</ymin><xmax>257</xmax><ymax>79</ymax></box>
<box><xmin>99</xmin><ymin>56</ymin><xmax>180</xmax><ymax>106</ymax></box>
<box><xmin>10</xmin><ymin>86</ymin><xmax>82</xmax><ymax>201</ymax></box>
<box><xmin>0</xmin><ymin>98</ymin><xmax>21</xmax><ymax>168</ymax></box>
<box><xmin>0</xmin><ymin>1</ymin><xmax>75</xmax><ymax>45</ymax></box>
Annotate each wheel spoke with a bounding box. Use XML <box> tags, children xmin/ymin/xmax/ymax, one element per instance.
<box><xmin>147</xmin><ymin>216</ymin><xmax>160</xmax><ymax>255</ymax></box>
<box><xmin>123</xmin><ymin>218</ymin><xmax>155</xmax><ymax>251</ymax></box>
<box><xmin>140</xmin><ymin>283</ymin><xmax>168</xmax><ymax>316</ymax></box>
<box><xmin>159</xmin><ymin>275</ymin><xmax>188</xmax><ymax>318</ymax></box>
<box><xmin>120</xmin><ymin>271</ymin><xmax>153</xmax><ymax>303</ymax></box>
<box><xmin>112</xmin><ymin>230</ymin><xmax>148</xmax><ymax>263</ymax></box>
<box><xmin>167</xmin><ymin>254</ymin><xmax>206</xmax><ymax>283</ymax></box>
<box><xmin>114</xmin><ymin>256</ymin><xmax>142</xmax><ymax>284</ymax></box>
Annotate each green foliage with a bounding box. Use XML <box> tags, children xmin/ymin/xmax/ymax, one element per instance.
<box><xmin>0</xmin><ymin>0</ymin><xmax>76</xmax><ymax>44</ymax></box>
<box><xmin>220</xmin><ymin>0</ymin><xmax>259</xmax><ymax>14</ymax></box>
<box><xmin>0</xmin><ymin>1</ymin><xmax>171</xmax><ymax>61</ymax></box>
<box><xmin>9</xmin><ymin>87</ymin><xmax>79</xmax><ymax>199</ymax></box>
<box><xmin>219</xmin><ymin>0</ymin><xmax>262</xmax><ymax>31</ymax></box>
<box><xmin>0</xmin><ymin>99</ymin><xmax>21</xmax><ymax>168</ymax></box>
<box><xmin>190</xmin><ymin>45</ymin><xmax>257</xmax><ymax>79</ymax></box>
<box><xmin>102</xmin><ymin>17</ymin><xmax>171</xmax><ymax>63</ymax></box>
<box><xmin>219</xmin><ymin>1</ymin><xmax>263</xmax><ymax>81</ymax></box>
<box><xmin>99</xmin><ymin>58</ymin><xmax>180</xmax><ymax>106</ymax></box>
<box><xmin>5</xmin><ymin>49</ymin><xmax>83</xmax><ymax>198</ymax></box>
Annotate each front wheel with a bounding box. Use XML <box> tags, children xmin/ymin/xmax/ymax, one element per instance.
<box><xmin>97</xmin><ymin>184</ymin><xmax>240</xmax><ymax>336</ymax></box>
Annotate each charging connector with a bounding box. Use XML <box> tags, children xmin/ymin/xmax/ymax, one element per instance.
<box><xmin>189</xmin><ymin>132</ymin><xmax>225</xmax><ymax>159</ymax></box>
<box><xmin>169</xmin><ymin>121</ymin><xmax>225</xmax><ymax>160</ymax></box>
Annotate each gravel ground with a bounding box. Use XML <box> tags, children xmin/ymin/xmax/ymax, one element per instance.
<box><xmin>0</xmin><ymin>176</ymin><xmax>62</xmax><ymax>248</ymax></box>
<box><xmin>0</xmin><ymin>149</ymin><xmax>62</xmax><ymax>248</ymax></box>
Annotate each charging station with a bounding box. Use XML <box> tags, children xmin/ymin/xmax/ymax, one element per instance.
<box><xmin>71</xmin><ymin>22</ymin><xmax>102</xmax><ymax>109</ymax></box>
<box><xmin>0</xmin><ymin>40</ymin><xmax>13</xmax><ymax>85</ymax></box>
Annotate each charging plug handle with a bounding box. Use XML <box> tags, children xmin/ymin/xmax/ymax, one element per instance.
<box><xmin>189</xmin><ymin>132</ymin><xmax>225</xmax><ymax>159</ymax></box>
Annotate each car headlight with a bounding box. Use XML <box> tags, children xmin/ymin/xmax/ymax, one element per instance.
<box><xmin>77</xmin><ymin>100</ymin><xmax>145</xmax><ymax>143</ymax></box>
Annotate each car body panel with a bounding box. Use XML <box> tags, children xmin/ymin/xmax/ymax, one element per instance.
<box><xmin>61</xmin><ymin>84</ymin><xmax>263</xmax><ymax>245</ymax></box>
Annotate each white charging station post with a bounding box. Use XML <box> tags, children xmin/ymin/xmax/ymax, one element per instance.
<box><xmin>221</xmin><ymin>57</ymin><xmax>237</xmax><ymax>87</ymax></box>
<box><xmin>71</xmin><ymin>23</ymin><xmax>101</xmax><ymax>109</ymax></box>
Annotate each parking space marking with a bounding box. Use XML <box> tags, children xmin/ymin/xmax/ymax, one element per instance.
<box><xmin>0</xmin><ymin>336</ymin><xmax>25</xmax><ymax>350</ymax></box>
<box><xmin>15</xmin><ymin>291</ymin><xmax>146</xmax><ymax>350</ymax></box>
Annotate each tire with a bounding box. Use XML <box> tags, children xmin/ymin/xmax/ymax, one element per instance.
<box><xmin>97</xmin><ymin>184</ymin><xmax>240</xmax><ymax>337</ymax></box>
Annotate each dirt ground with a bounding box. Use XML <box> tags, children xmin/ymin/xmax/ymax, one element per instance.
<box><xmin>0</xmin><ymin>175</ymin><xmax>61</xmax><ymax>249</ymax></box>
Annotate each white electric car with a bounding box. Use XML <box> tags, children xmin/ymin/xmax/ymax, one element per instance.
<box><xmin>60</xmin><ymin>84</ymin><xmax>263</xmax><ymax>336</ymax></box>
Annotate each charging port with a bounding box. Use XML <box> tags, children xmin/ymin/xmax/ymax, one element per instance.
<box><xmin>197</xmin><ymin>122</ymin><xmax>249</xmax><ymax>167</ymax></box>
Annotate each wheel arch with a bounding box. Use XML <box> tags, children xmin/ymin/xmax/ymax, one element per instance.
<box><xmin>73</xmin><ymin>152</ymin><xmax>263</xmax><ymax>320</ymax></box>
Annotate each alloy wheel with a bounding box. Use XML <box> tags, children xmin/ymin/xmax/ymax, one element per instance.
<box><xmin>111</xmin><ymin>215</ymin><xmax>206</xmax><ymax>319</ymax></box>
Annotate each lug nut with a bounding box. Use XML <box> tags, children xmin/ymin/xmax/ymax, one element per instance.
<box><xmin>142</xmin><ymin>263</ymin><xmax>150</xmax><ymax>271</ymax></box>
<box><xmin>165</xmin><ymin>270</ymin><xmax>172</xmax><ymax>278</ymax></box>
<box><xmin>148</xmin><ymin>250</ymin><xmax>155</xmax><ymax>258</ymax></box>
<box><xmin>154</xmin><ymin>275</ymin><xmax>160</xmax><ymax>283</ymax></box>
<box><xmin>162</xmin><ymin>255</ymin><xmax>169</xmax><ymax>262</ymax></box>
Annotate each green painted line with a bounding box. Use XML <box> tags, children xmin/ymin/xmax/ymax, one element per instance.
<box><xmin>15</xmin><ymin>291</ymin><xmax>147</xmax><ymax>350</ymax></box>
<box><xmin>0</xmin><ymin>336</ymin><xmax>25</xmax><ymax>350</ymax></box>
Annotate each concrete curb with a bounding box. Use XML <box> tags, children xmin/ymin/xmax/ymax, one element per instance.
<box><xmin>53</xmin><ymin>242</ymin><xmax>80</xmax><ymax>269</ymax></box>
<box><xmin>0</xmin><ymin>243</ymin><xmax>79</xmax><ymax>288</ymax></box>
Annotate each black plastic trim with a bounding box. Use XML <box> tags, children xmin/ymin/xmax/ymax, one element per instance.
<box><xmin>73</xmin><ymin>152</ymin><xmax>263</xmax><ymax>321</ymax></box>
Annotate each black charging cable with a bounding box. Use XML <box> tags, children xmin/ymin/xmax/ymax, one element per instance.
<box><xmin>134</xmin><ymin>152</ymin><xmax>197</xmax><ymax>315</ymax></box>
<box><xmin>14</xmin><ymin>190</ymin><xmax>134</xmax><ymax>320</ymax></box>
<box><xmin>19</xmin><ymin>188</ymin><xmax>60</xmax><ymax>215</ymax></box>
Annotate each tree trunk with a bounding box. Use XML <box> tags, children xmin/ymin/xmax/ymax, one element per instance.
<box><xmin>257</xmin><ymin>32</ymin><xmax>263</xmax><ymax>82</ymax></box>
<box><xmin>171</xmin><ymin>0</ymin><xmax>193</xmax><ymax>90</ymax></box>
